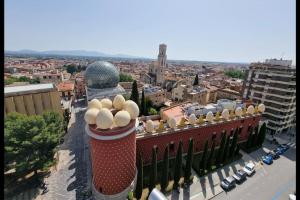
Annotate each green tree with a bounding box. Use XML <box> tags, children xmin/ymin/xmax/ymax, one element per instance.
<box><xmin>120</xmin><ymin>73</ymin><xmax>134</xmax><ymax>82</ymax></box>
<box><xmin>222</xmin><ymin>135</ymin><xmax>231</xmax><ymax>164</ymax></box>
<box><xmin>173</xmin><ymin>141</ymin><xmax>183</xmax><ymax>189</ymax></box>
<box><xmin>252</xmin><ymin>126</ymin><xmax>259</xmax><ymax>146</ymax></box>
<box><xmin>19</xmin><ymin>76</ymin><xmax>30</xmax><ymax>82</ymax></box>
<box><xmin>149</xmin><ymin>146</ymin><xmax>157</xmax><ymax>192</ymax></box>
<box><xmin>160</xmin><ymin>145</ymin><xmax>169</xmax><ymax>193</ymax></box>
<box><xmin>193</xmin><ymin>74</ymin><xmax>199</xmax><ymax>86</ymax></box>
<box><xmin>229</xmin><ymin>128</ymin><xmax>239</xmax><ymax>158</ymax></box>
<box><xmin>224</xmin><ymin>69</ymin><xmax>245</xmax><ymax>79</ymax></box>
<box><xmin>141</xmin><ymin>89</ymin><xmax>146</xmax><ymax>116</ymax></box>
<box><xmin>4</xmin><ymin>111</ymin><xmax>63</xmax><ymax>178</ymax></box>
<box><xmin>199</xmin><ymin>140</ymin><xmax>208</xmax><ymax>175</ymax></box>
<box><xmin>235</xmin><ymin>144</ymin><xmax>240</xmax><ymax>155</ymax></box>
<box><xmin>66</xmin><ymin>65</ymin><xmax>77</xmax><ymax>74</ymax></box>
<box><xmin>148</xmin><ymin>108</ymin><xmax>158</xmax><ymax>115</ymax></box>
<box><xmin>257</xmin><ymin>123</ymin><xmax>267</xmax><ymax>146</ymax></box>
<box><xmin>215</xmin><ymin>131</ymin><xmax>226</xmax><ymax>167</ymax></box>
<box><xmin>246</xmin><ymin>128</ymin><xmax>254</xmax><ymax>149</ymax></box>
<box><xmin>135</xmin><ymin>154</ymin><xmax>143</xmax><ymax>200</ymax></box>
<box><xmin>184</xmin><ymin>138</ymin><xmax>194</xmax><ymax>184</ymax></box>
<box><xmin>130</xmin><ymin>80</ymin><xmax>140</xmax><ymax>107</ymax></box>
<box><xmin>206</xmin><ymin>140</ymin><xmax>216</xmax><ymax>171</ymax></box>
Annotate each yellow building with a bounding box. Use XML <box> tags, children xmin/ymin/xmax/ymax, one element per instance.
<box><xmin>4</xmin><ymin>83</ymin><xmax>63</xmax><ymax>117</ymax></box>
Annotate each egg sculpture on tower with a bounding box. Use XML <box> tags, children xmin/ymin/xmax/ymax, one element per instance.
<box><xmin>85</xmin><ymin>93</ymin><xmax>139</xmax><ymax>199</ymax></box>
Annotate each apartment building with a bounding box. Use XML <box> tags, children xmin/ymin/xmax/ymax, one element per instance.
<box><xmin>242</xmin><ymin>59</ymin><xmax>296</xmax><ymax>134</ymax></box>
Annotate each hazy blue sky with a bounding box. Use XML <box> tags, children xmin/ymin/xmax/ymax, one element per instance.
<box><xmin>5</xmin><ymin>0</ymin><xmax>295</xmax><ymax>63</ymax></box>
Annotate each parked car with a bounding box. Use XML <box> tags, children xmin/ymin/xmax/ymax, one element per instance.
<box><xmin>232</xmin><ymin>170</ymin><xmax>247</xmax><ymax>183</ymax></box>
<box><xmin>243</xmin><ymin>162</ymin><xmax>255</xmax><ymax>176</ymax></box>
<box><xmin>262</xmin><ymin>154</ymin><xmax>273</xmax><ymax>165</ymax></box>
<box><xmin>278</xmin><ymin>144</ymin><xmax>289</xmax><ymax>152</ymax></box>
<box><xmin>268</xmin><ymin>151</ymin><xmax>280</xmax><ymax>160</ymax></box>
<box><xmin>274</xmin><ymin>147</ymin><xmax>284</xmax><ymax>155</ymax></box>
<box><xmin>220</xmin><ymin>176</ymin><xmax>236</xmax><ymax>191</ymax></box>
<box><xmin>289</xmin><ymin>192</ymin><xmax>296</xmax><ymax>200</ymax></box>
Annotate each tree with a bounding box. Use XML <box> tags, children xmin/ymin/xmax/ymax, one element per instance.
<box><xmin>252</xmin><ymin>126</ymin><xmax>259</xmax><ymax>146</ymax></box>
<box><xmin>215</xmin><ymin>131</ymin><xmax>226</xmax><ymax>167</ymax></box>
<box><xmin>222</xmin><ymin>135</ymin><xmax>231</xmax><ymax>164</ymax></box>
<box><xmin>257</xmin><ymin>123</ymin><xmax>267</xmax><ymax>146</ymax></box>
<box><xmin>135</xmin><ymin>154</ymin><xmax>143</xmax><ymax>200</ymax></box>
<box><xmin>148</xmin><ymin>108</ymin><xmax>158</xmax><ymax>115</ymax></box>
<box><xmin>119</xmin><ymin>73</ymin><xmax>134</xmax><ymax>82</ymax></box>
<box><xmin>184</xmin><ymin>138</ymin><xmax>194</xmax><ymax>184</ymax></box>
<box><xmin>160</xmin><ymin>145</ymin><xmax>169</xmax><ymax>193</ymax></box>
<box><xmin>235</xmin><ymin>144</ymin><xmax>240</xmax><ymax>155</ymax></box>
<box><xmin>193</xmin><ymin>74</ymin><xmax>199</xmax><ymax>86</ymax></box>
<box><xmin>141</xmin><ymin>89</ymin><xmax>146</xmax><ymax>116</ymax></box>
<box><xmin>229</xmin><ymin>128</ymin><xmax>238</xmax><ymax>158</ymax></box>
<box><xmin>66</xmin><ymin>65</ymin><xmax>77</xmax><ymax>74</ymax></box>
<box><xmin>130</xmin><ymin>80</ymin><xmax>140</xmax><ymax>107</ymax></box>
<box><xmin>5</xmin><ymin>111</ymin><xmax>63</xmax><ymax>178</ymax></box>
<box><xmin>246</xmin><ymin>128</ymin><xmax>253</xmax><ymax>149</ymax></box>
<box><xmin>206</xmin><ymin>140</ymin><xmax>216</xmax><ymax>171</ymax></box>
<box><xmin>173</xmin><ymin>141</ymin><xmax>183</xmax><ymax>189</ymax></box>
<box><xmin>199</xmin><ymin>140</ymin><xmax>208</xmax><ymax>175</ymax></box>
<box><xmin>149</xmin><ymin>146</ymin><xmax>157</xmax><ymax>192</ymax></box>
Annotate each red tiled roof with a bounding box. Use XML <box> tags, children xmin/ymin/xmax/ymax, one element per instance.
<box><xmin>56</xmin><ymin>82</ymin><xmax>74</xmax><ymax>92</ymax></box>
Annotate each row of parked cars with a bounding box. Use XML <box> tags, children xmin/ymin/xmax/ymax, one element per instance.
<box><xmin>220</xmin><ymin>162</ymin><xmax>255</xmax><ymax>191</ymax></box>
<box><xmin>261</xmin><ymin>144</ymin><xmax>290</xmax><ymax>165</ymax></box>
<box><xmin>220</xmin><ymin>143</ymin><xmax>290</xmax><ymax>191</ymax></box>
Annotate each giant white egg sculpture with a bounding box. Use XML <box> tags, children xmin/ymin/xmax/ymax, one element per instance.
<box><xmin>96</xmin><ymin>108</ymin><xmax>114</xmax><ymax>129</ymax></box>
<box><xmin>88</xmin><ymin>99</ymin><xmax>102</xmax><ymax>110</ymax></box>
<box><xmin>222</xmin><ymin>109</ymin><xmax>230</xmax><ymax>120</ymax></box>
<box><xmin>206</xmin><ymin>111</ymin><xmax>214</xmax><ymax>122</ymax></box>
<box><xmin>100</xmin><ymin>98</ymin><xmax>113</xmax><ymax>109</ymax></box>
<box><xmin>145</xmin><ymin>120</ymin><xmax>154</xmax><ymax>133</ymax></box>
<box><xmin>247</xmin><ymin>105</ymin><xmax>255</xmax><ymax>115</ymax></box>
<box><xmin>84</xmin><ymin>108</ymin><xmax>100</xmax><ymax>124</ymax></box>
<box><xmin>189</xmin><ymin>114</ymin><xmax>197</xmax><ymax>124</ymax></box>
<box><xmin>123</xmin><ymin>100</ymin><xmax>140</xmax><ymax>119</ymax></box>
<box><xmin>235</xmin><ymin>107</ymin><xmax>242</xmax><ymax>117</ymax></box>
<box><xmin>113</xmin><ymin>95</ymin><xmax>126</xmax><ymax>110</ymax></box>
<box><xmin>258</xmin><ymin>103</ymin><xmax>265</xmax><ymax>113</ymax></box>
<box><xmin>114</xmin><ymin>110</ymin><xmax>131</xmax><ymax>127</ymax></box>
<box><xmin>168</xmin><ymin>117</ymin><xmax>177</xmax><ymax>129</ymax></box>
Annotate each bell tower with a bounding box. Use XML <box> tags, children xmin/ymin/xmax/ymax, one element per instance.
<box><xmin>156</xmin><ymin>44</ymin><xmax>167</xmax><ymax>85</ymax></box>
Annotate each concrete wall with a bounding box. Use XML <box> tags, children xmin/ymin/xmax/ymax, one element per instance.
<box><xmin>5</xmin><ymin>91</ymin><xmax>63</xmax><ymax>117</ymax></box>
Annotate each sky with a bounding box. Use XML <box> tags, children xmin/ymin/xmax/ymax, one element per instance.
<box><xmin>5</xmin><ymin>0</ymin><xmax>295</xmax><ymax>63</ymax></box>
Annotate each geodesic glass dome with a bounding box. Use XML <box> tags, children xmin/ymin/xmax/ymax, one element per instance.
<box><xmin>85</xmin><ymin>61</ymin><xmax>119</xmax><ymax>89</ymax></box>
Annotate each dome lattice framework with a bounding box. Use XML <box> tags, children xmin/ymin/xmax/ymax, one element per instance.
<box><xmin>85</xmin><ymin>61</ymin><xmax>120</xmax><ymax>89</ymax></box>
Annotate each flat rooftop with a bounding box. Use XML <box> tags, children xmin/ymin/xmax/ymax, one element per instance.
<box><xmin>5</xmin><ymin>83</ymin><xmax>55</xmax><ymax>97</ymax></box>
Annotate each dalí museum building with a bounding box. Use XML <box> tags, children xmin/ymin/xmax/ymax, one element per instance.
<box><xmin>84</xmin><ymin>61</ymin><xmax>265</xmax><ymax>200</ymax></box>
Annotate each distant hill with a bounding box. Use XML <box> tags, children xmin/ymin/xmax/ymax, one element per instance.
<box><xmin>5</xmin><ymin>49</ymin><xmax>147</xmax><ymax>59</ymax></box>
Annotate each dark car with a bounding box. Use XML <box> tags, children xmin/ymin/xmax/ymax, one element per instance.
<box><xmin>274</xmin><ymin>147</ymin><xmax>284</xmax><ymax>155</ymax></box>
<box><xmin>220</xmin><ymin>176</ymin><xmax>236</xmax><ymax>191</ymax></box>
<box><xmin>232</xmin><ymin>170</ymin><xmax>247</xmax><ymax>183</ymax></box>
<box><xmin>278</xmin><ymin>144</ymin><xmax>289</xmax><ymax>152</ymax></box>
<box><xmin>268</xmin><ymin>151</ymin><xmax>280</xmax><ymax>160</ymax></box>
<box><xmin>262</xmin><ymin>154</ymin><xmax>273</xmax><ymax>165</ymax></box>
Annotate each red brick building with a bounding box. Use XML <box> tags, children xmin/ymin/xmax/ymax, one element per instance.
<box><xmin>136</xmin><ymin>114</ymin><xmax>261</xmax><ymax>165</ymax></box>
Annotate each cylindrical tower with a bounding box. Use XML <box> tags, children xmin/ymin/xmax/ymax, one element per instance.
<box><xmin>85</xmin><ymin>120</ymin><xmax>137</xmax><ymax>200</ymax></box>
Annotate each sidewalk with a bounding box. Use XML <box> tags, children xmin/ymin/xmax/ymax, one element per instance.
<box><xmin>166</xmin><ymin>151</ymin><xmax>261</xmax><ymax>200</ymax></box>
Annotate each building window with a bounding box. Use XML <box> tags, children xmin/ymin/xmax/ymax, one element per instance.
<box><xmin>43</xmin><ymin>76</ymin><xmax>47</xmax><ymax>79</ymax></box>
<box><xmin>241</xmin><ymin>119</ymin><xmax>245</xmax><ymax>123</ymax></box>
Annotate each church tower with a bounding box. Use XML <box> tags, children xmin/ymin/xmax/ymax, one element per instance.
<box><xmin>156</xmin><ymin>44</ymin><xmax>167</xmax><ymax>85</ymax></box>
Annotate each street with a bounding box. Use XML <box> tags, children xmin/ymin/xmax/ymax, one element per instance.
<box><xmin>212</xmin><ymin>140</ymin><xmax>296</xmax><ymax>200</ymax></box>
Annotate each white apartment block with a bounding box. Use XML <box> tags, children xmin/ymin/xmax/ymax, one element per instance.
<box><xmin>242</xmin><ymin>59</ymin><xmax>296</xmax><ymax>135</ymax></box>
